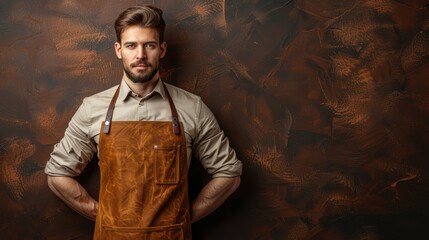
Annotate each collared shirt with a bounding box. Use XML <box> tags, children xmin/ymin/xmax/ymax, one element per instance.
<box><xmin>45</xmin><ymin>78</ymin><xmax>242</xmax><ymax>178</ymax></box>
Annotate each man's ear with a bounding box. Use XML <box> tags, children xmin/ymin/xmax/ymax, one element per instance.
<box><xmin>114</xmin><ymin>42</ymin><xmax>122</xmax><ymax>59</ymax></box>
<box><xmin>160</xmin><ymin>41</ymin><xmax>167</xmax><ymax>59</ymax></box>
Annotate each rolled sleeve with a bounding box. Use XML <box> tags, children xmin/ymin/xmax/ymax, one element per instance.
<box><xmin>45</xmin><ymin>99</ymin><xmax>96</xmax><ymax>177</ymax></box>
<box><xmin>193</xmin><ymin>100</ymin><xmax>242</xmax><ymax>178</ymax></box>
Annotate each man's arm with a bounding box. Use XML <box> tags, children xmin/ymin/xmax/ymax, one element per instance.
<box><xmin>47</xmin><ymin>175</ymin><xmax>98</xmax><ymax>221</ymax></box>
<box><xmin>190</xmin><ymin>176</ymin><xmax>240</xmax><ymax>223</ymax></box>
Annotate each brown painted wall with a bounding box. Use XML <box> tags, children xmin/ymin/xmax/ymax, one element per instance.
<box><xmin>1</xmin><ymin>0</ymin><xmax>429</xmax><ymax>239</ymax></box>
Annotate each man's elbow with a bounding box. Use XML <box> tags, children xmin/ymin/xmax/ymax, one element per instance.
<box><xmin>46</xmin><ymin>175</ymin><xmax>66</xmax><ymax>196</ymax></box>
<box><xmin>47</xmin><ymin>175</ymin><xmax>59</xmax><ymax>193</ymax></box>
<box><xmin>230</xmin><ymin>176</ymin><xmax>241</xmax><ymax>193</ymax></box>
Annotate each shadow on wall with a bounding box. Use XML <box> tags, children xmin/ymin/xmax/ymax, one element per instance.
<box><xmin>1</xmin><ymin>0</ymin><xmax>429</xmax><ymax>239</ymax></box>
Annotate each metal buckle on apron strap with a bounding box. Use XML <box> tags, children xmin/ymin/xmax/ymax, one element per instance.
<box><xmin>103</xmin><ymin>83</ymin><xmax>120</xmax><ymax>134</ymax></box>
<box><xmin>172</xmin><ymin>117</ymin><xmax>180</xmax><ymax>135</ymax></box>
<box><xmin>163</xmin><ymin>81</ymin><xmax>181</xmax><ymax>135</ymax></box>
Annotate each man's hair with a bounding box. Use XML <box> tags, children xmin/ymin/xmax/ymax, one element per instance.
<box><xmin>114</xmin><ymin>5</ymin><xmax>166</xmax><ymax>43</ymax></box>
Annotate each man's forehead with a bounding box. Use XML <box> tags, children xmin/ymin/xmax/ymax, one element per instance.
<box><xmin>120</xmin><ymin>26</ymin><xmax>160</xmax><ymax>43</ymax></box>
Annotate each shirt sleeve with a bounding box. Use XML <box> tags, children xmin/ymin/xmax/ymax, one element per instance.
<box><xmin>192</xmin><ymin>100</ymin><xmax>242</xmax><ymax>178</ymax></box>
<box><xmin>45</xmin><ymin>99</ymin><xmax>97</xmax><ymax>177</ymax></box>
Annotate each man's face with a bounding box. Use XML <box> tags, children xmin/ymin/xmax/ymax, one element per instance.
<box><xmin>115</xmin><ymin>26</ymin><xmax>167</xmax><ymax>83</ymax></box>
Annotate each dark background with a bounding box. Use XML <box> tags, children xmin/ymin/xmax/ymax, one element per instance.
<box><xmin>1</xmin><ymin>0</ymin><xmax>429</xmax><ymax>239</ymax></box>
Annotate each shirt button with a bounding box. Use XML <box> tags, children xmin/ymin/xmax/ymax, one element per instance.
<box><xmin>139</xmin><ymin>101</ymin><xmax>145</xmax><ymax>105</ymax></box>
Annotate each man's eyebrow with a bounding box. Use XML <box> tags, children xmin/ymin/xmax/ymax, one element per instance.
<box><xmin>123</xmin><ymin>41</ymin><xmax>158</xmax><ymax>45</ymax></box>
<box><xmin>123</xmin><ymin>41</ymin><xmax>136</xmax><ymax>45</ymax></box>
<box><xmin>143</xmin><ymin>41</ymin><xmax>159</xmax><ymax>45</ymax></box>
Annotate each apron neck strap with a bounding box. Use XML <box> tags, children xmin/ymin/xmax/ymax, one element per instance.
<box><xmin>103</xmin><ymin>80</ymin><xmax>181</xmax><ymax>135</ymax></box>
<box><xmin>162</xmin><ymin>81</ymin><xmax>181</xmax><ymax>135</ymax></box>
<box><xmin>102</xmin><ymin>83</ymin><xmax>120</xmax><ymax>134</ymax></box>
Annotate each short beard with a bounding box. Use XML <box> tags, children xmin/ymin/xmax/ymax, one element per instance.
<box><xmin>124</xmin><ymin>65</ymin><xmax>159</xmax><ymax>83</ymax></box>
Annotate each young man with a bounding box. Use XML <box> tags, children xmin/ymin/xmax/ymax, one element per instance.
<box><xmin>45</xmin><ymin>5</ymin><xmax>242</xmax><ymax>240</ymax></box>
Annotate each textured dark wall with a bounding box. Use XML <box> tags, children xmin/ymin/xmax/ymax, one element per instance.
<box><xmin>1</xmin><ymin>0</ymin><xmax>429</xmax><ymax>239</ymax></box>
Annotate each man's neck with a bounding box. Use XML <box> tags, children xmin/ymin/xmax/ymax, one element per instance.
<box><xmin>123</xmin><ymin>74</ymin><xmax>160</xmax><ymax>97</ymax></box>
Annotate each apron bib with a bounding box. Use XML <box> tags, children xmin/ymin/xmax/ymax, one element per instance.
<box><xmin>93</xmin><ymin>82</ymin><xmax>192</xmax><ymax>240</ymax></box>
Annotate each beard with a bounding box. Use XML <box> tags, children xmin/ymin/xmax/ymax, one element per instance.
<box><xmin>123</xmin><ymin>60</ymin><xmax>159</xmax><ymax>83</ymax></box>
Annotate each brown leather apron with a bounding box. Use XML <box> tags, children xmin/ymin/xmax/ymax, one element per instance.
<box><xmin>93</xmin><ymin>81</ymin><xmax>192</xmax><ymax>240</ymax></box>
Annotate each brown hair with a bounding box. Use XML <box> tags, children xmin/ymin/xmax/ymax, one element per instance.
<box><xmin>114</xmin><ymin>5</ymin><xmax>166</xmax><ymax>43</ymax></box>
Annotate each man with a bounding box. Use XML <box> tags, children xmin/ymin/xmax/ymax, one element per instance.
<box><xmin>45</xmin><ymin>5</ymin><xmax>242</xmax><ymax>240</ymax></box>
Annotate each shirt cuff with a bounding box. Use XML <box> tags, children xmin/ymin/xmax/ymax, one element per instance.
<box><xmin>211</xmin><ymin>160</ymin><xmax>243</xmax><ymax>178</ymax></box>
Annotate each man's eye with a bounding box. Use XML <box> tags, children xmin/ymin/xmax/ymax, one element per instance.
<box><xmin>145</xmin><ymin>44</ymin><xmax>156</xmax><ymax>49</ymax></box>
<box><xmin>126</xmin><ymin>44</ymin><xmax>135</xmax><ymax>48</ymax></box>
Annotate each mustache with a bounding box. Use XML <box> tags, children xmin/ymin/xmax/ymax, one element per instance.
<box><xmin>130</xmin><ymin>61</ymin><xmax>152</xmax><ymax>68</ymax></box>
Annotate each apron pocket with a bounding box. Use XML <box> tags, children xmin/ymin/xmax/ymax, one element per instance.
<box><xmin>102</xmin><ymin>223</ymin><xmax>184</xmax><ymax>240</ymax></box>
<box><xmin>154</xmin><ymin>145</ymin><xmax>181</xmax><ymax>184</ymax></box>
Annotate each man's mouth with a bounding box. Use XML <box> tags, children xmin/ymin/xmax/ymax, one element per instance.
<box><xmin>131</xmin><ymin>62</ymin><xmax>150</xmax><ymax>70</ymax></box>
<box><xmin>134</xmin><ymin>65</ymin><xmax>148</xmax><ymax>70</ymax></box>
<box><xmin>131</xmin><ymin>62</ymin><xmax>150</xmax><ymax>69</ymax></box>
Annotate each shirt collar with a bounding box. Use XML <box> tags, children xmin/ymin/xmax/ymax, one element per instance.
<box><xmin>118</xmin><ymin>77</ymin><xmax>167</xmax><ymax>102</ymax></box>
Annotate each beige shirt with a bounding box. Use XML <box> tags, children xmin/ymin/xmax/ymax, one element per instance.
<box><xmin>45</xmin><ymin>79</ymin><xmax>242</xmax><ymax>178</ymax></box>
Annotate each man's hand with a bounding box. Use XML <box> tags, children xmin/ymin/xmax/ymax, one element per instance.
<box><xmin>47</xmin><ymin>176</ymin><xmax>98</xmax><ymax>221</ymax></box>
<box><xmin>190</xmin><ymin>176</ymin><xmax>240</xmax><ymax>223</ymax></box>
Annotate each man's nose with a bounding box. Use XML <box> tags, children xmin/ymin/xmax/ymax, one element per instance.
<box><xmin>136</xmin><ymin>45</ymin><xmax>146</xmax><ymax>59</ymax></box>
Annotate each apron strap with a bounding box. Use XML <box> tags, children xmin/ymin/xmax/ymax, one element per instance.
<box><xmin>103</xmin><ymin>83</ymin><xmax>121</xmax><ymax>134</ymax></box>
<box><xmin>103</xmin><ymin>80</ymin><xmax>180</xmax><ymax>135</ymax></box>
<box><xmin>162</xmin><ymin>81</ymin><xmax>181</xmax><ymax>135</ymax></box>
